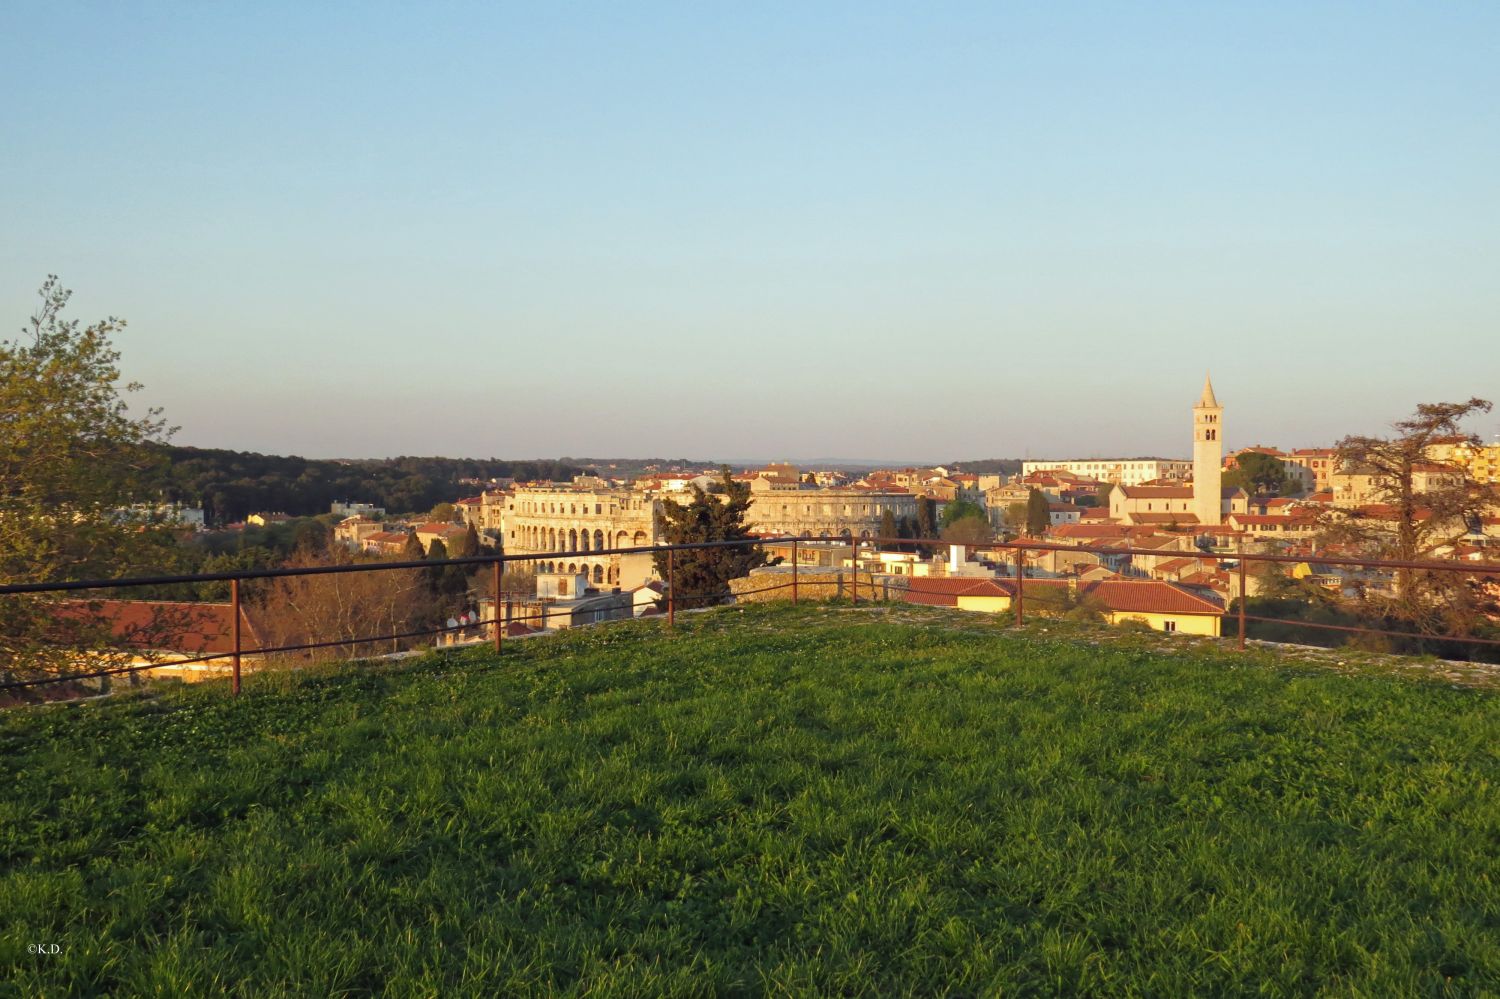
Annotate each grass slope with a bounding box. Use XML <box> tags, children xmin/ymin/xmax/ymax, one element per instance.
<box><xmin>2</xmin><ymin>603</ymin><xmax>1497</xmax><ymax>996</ymax></box>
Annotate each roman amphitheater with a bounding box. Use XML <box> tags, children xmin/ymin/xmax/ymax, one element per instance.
<box><xmin>503</xmin><ymin>479</ymin><xmax>921</xmax><ymax>587</ymax></box>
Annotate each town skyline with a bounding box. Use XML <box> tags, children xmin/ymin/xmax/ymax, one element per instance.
<box><xmin>5</xmin><ymin>3</ymin><xmax>1498</xmax><ymax>459</ymax></box>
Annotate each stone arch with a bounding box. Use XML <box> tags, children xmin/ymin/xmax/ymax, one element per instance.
<box><xmin>593</xmin><ymin>564</ymin><xmax>604</xmax><ymax>584</ymax></box>
<box><xmin>594</xmin><ymin>529</ymin><xmax>604</xmax><ymax>551</ymax></box>
<box><xmin>568</xmin><ymin>529</ymin><xmax>578</xmax><ymax>551</ymax></box>
<box><xmin>632</xmin><ymin>530</ymin><xmax>647</xmax><ymax>546</ymax></box>
<box><xmin>568</xmin><ymin>563</ymin><xmax>578</xmax><ymax>573</ymax></box>
<box><xmin>617</xmin><ymin>531</ymin><xmax>630</xmax><ymax>549</ymax></box>
<box><xmin>579</xmin><ymin>530</ymin><xmax>589</xmax><ymax>552</ymax></box>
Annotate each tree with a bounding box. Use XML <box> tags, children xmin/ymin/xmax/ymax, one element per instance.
<box><xmin>1225</xmin><ymin>452</ymin><xmax>1292</xmax><ymax>497</ymax></box>
<box><xmin>1317</xmin><ymin>398</ymin><xmax>1497</xmax><ymax>635</ymax></box>
<box><xmin>430</xmin><ymin>502</ymin><xmax>457</xmax><ymax>523</ymax></box>
<box><xmin>452</xmin><ymin>523</ymin><xmax>480</xmax><ymax>559</ymax></box>
<box><xmin>252</xmin><ymin>547</ymin><xmax>438</xmax><ymax>662</ymax></box>
<box><xmin>400</xmin><ymin>533</ymin><xmax>426</xmax><ymax>563</ymax></box>
<box><xmin>915</xmin><ymin>497</ymin><xmax>938</xmax><ymax>538</ymax></box>
<box><xmin>653</xmin><ymin>469</ymin><xmax>769</xmax><ymax>609</ymax></box>
<box><xmin>425</xmin><ymin>538</ymin><xmax>469</xmax><ymax>601</ymax></box>
<box><xmin>880</xmin><ymin>509</ymin><xmax>898</xmax><ymax>541</ymax></box>
<box><xmin>1096</xmin><ymin>483</ymin><xmax>1115</xmax><ymax>508</ymax></box>
<box><xmin>1</xmin><ymin>277</ymin><xmax>177</xmax><ymax>689</ymax></box>
<box><xmin>940</xmin><ymin>515</ymin><xmax>994</xmax><ymax>545</ymax></box>
<box><xmin>1025</xmin><ymin>488</ymin><xmax>1051</xmax><ymax>537</ymax></box>
<box><xmin>1004</xmin><ymin>502</ymin><xmax>1028</xmax><ymax>531</ymax></box>
<box><xmin>939</xmin><ymin>499</ymin><xmax>985</xmax><ymax>528</ymax></box>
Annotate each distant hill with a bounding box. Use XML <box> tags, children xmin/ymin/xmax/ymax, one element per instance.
<box><xmin>154</xmin><ymin>446</ymin><xmax>593</xmax><ymax>524</ymax></box>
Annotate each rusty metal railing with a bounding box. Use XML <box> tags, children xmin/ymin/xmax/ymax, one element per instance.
<box><xmin>3</xmin><ymin>532</ymin><xmax>1499</xmax><ymax>698</ymax></box>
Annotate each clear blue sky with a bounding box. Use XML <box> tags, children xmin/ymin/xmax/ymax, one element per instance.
<box><xmin>3</xmin><ymin>3</ymin><xmax>1497</xmax><ymax>462</ymax></box>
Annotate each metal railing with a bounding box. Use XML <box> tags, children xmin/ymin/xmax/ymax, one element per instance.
<box><xmin>3</xmin><ymin>533</ymin><xmax>1499</xmax><ymax>698</ymax></box>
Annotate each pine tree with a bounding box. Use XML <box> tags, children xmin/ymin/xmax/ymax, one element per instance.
<box><xmin>653</xmin><ymin>469</ymin><xmax>769</xmax><ymax>608</ymax></box>
<box><xmin>880</xmin><ymin>509</ymin><xmax>898</xmax><ymax>542</ymax></box>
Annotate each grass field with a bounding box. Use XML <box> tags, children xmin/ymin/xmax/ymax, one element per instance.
<box><xmin>2</xmin><ymin>602</ymin><xmax>1498</xmax><ymax>996</ymax></box>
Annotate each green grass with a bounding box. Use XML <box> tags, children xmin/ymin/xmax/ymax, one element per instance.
<box><xmin>2</xmin><ymin>602</ymin><xmax>1498</xmax><ymax>996</ymax></box>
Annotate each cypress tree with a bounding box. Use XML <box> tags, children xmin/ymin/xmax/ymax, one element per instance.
<box><xmin>1025</xmin><ymin>487</ymin><xmax>1051</xmax><ymax>537</ymax></box>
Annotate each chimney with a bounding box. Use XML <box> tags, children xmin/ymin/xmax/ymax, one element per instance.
<box><xmin>949</xmin><ymin>544</ymin><xmax>964</xmax><ymax>572</ymax></box>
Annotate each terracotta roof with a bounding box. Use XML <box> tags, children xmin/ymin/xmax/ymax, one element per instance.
<box><xmin>898</xmin><ymin>578</ymin><xmax>1011</xmax><ymax>606</ymax></box>
<box><xmin>62</xmin><ymin>599</ymin><xmax>262</xmax><ymax>656</ymax></box>
<box><xmin>1118</xmin><ymin>485</ymin><xmax>1195</xmax><ymax>499</ymax></box>
<box><xmin>1051</xmin><ymin>524</ymin><xmax>1155</xmax><ymax>539</ymax></box>
<box><xmin>365</xmin><ymin>530</ymin><xmax>412</xmax><ymax>544</ymax></box>
<box><xmin>415</xmin><ymin>522</ymin><xmax>467</xmax><ymax>535</ymax></box>
<box><xmin>1080</xmin><ymin>580</ymin><xmax>1224</xmax><ymax>615</ymax></box>
<box><xmin>1128</xmin><ymin>513</ymin><xmax>1201</xmax><ymax>526</ymax></box>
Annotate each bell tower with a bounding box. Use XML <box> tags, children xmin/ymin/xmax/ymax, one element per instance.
<box><xmin>1192</xmin><ymin>373</ymin><xmax>1223</xmax><ymax>526</ymax></box>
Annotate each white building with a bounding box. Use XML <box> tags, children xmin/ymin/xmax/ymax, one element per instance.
<box><xmin>1020</xmin><ymin>458</ymin><xmax>1191</xmax><ymax>486</ymax></box>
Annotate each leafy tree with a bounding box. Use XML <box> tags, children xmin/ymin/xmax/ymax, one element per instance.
<box><xmin>880</xmin><ymin>509</ymin><xmax>899</xmax><ymax>541</ymax></box>
<box><xmin>430</xmin><ymin>502</ymin><xmax>457</xmax><ymax>523</ymax></box>
<box><xmin>1225</xmin><ymin>452</ymin><xmax>1292</xmax><ymax>497</ymax></box>
<box><xmin>940</xmin><ymin>515</ymin><xmax>993</xmax><ymax>545</ymax></box>
<box><xmin>1025</xmin><ymin>488</ymin><xmax>1051</xmax><ymax>537</ymax></box>
<box><xmin>653</xmin><ymin>470</ymin><xmax>769</xmax><ymax>609</ymax></box>
<box><xmin>0</xmin><ymin>277</ymin><xmax>176</xmax><ymax>689</ymax></box>
<box><xmin>1096</xmin><ymin>483</ymin><xmax>1115</xmax><ymax>507</ymax></box>
<box><xmin>1004</xmin><ymin>502</ymin><xmax>1028</xmax><ymax>531</ymax></box>
<box><xmin>939</xmin><ymin>499</ymin><xmax>986</xmax><ymax>528</ymax></box>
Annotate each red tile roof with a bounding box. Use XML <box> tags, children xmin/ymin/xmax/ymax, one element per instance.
<box><xmin>1080</xmin><ymin>580</ymin><xmax>1224</xmax><ymax>616</ymax></box>
<box><xmin>62</xmin><ymin>600</ymin><xmax>262</xmax><ymax>656</ymax></box>
<box><xmin>1117</xmin><ymin>485</ymin><xmax>1196</xmax><ymax>499</ymax></box>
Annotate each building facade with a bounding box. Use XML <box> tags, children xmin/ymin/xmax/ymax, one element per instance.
<box><xmin>1020</xmin><ymin>458</ymin><xmax>1192</xmax><ymax>486</ymax></box>
<box><xmin>504</xmin><ymin>484</ymin><xmax>659</xmax><ymax>586</ymax></box>
<box><xmin>743</xmin><ymin>478</ymin><xmax>919</xmax><ymax>538</ymax></box>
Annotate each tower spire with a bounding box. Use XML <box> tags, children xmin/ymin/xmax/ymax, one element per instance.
<box><xmin>1197</xmin><ymin>371</ymin><xmax>1218</xmax><ymax>408</ymax></box>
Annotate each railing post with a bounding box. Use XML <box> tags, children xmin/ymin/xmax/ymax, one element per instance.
<box><xmin>667</xmin><ymin>548</ymin><xmax>676</xmax><ymax>629</ymax></box>
<box><xmin>231</xmin><ymin>577</ymin><xmax>242</xmax><ymax>696</ymax></box>
<box><xmin>791</xmin><ymin>539</ymin><xmax>799</xmax><ymax>605</ymax></box>
<box><xmin>851</xmin><ymin>537</ymin><xmax>858</xmax><ymax>605</ymax></box>
<box><xmin>501</xmin><ymin>555</ymin><xmax>513</xmax><ymax>651</ymax></box>
<box><xmin>1014</xmin><ymin>546</ymin><xmax>1025</xmax><ymax>626</ymax></box>
<box><xmin>1237</xmin><ymin>538</ymin><xmax>1247</xmax><ymax>651</ymax></box>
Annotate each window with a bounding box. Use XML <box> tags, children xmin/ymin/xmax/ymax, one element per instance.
<box><xmin>1162</xmin><ymin>620</ymin><xmax>1177</xmax><ymax>633</ymax></box>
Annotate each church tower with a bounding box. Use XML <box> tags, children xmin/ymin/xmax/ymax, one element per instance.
<box><xmin>1192</xmin><ymin>373</ymin><xmax>1223</xmax><ymax>526</ymax></box>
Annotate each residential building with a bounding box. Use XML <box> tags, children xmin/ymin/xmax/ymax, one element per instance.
<box><xmin>1020</xmin><ymin>458</ymin><xmax>1192</xmax><ymax>487</ymax></box>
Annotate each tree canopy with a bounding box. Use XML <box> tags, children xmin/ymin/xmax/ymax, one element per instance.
<box><xmin>0</xmin><ymin>278</ymin><xmax>184</xmax><ymax>687</ymax></box>
<box><xmin>1025</xmin><ymin>488</ymin><xmax>1051</xmax><ymax>537</ymax></box>
<box><xmin>653</xmin><ymin>470</ymin><xmax>769</xmax><ymax>609</ymax></box>
<box><xmin>1225</xmin><ymin>452</ymin><xmax>1293</xmax><ymax>497</ymax></box>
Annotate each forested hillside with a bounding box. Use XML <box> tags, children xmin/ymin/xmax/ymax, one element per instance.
<box><xmin>155</xmin><ymin>446</ymin><xmax>592</xmax><ymax>523</ymax></box>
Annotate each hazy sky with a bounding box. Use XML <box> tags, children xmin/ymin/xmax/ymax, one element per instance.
<box><xmin>2</xmin><ymin>3</ymin><xmax>1497</xmax><ymax>462</ymax></box>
